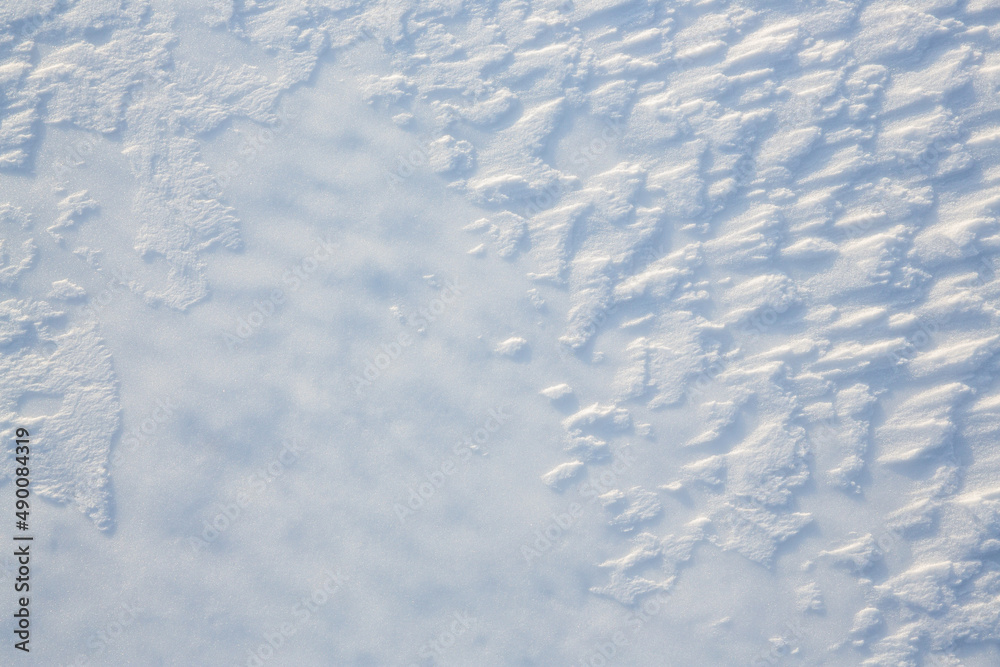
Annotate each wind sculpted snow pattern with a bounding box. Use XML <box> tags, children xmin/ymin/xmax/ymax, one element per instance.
<box><xmin>2</xmin><ymin>0</ymin><xmax>1000</xmax><ymax>665</ymax></box>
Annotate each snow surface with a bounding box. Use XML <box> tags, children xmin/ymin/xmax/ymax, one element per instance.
<box><xmin>2</xmin><ymin>0</ymin><xmax>1000</xmax><ymax>665</ymax></box>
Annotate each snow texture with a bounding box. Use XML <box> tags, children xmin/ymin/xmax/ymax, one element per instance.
<box><xmin>1</xmin><ymin>0</ymin><xmax>1000</xmax><ymax>665</ymax></box>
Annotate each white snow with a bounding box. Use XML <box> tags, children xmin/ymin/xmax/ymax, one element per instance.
<box><xmin>3</xmin><ymin>0</ymin><xmax>1000</xmax><ymax>665</ymax></box>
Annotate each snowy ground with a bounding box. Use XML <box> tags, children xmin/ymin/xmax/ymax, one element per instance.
<box><xmin>2</xmin><ymin>0</ymin><xmax>1000</xmax><ymax>665</ymax></box>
